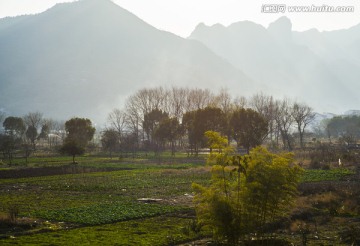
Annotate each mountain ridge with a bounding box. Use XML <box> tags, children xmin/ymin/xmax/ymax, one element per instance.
<box><xmin>1</xmin><ymin>1</ymin><xmax>359</xmax><ymax>123</ymax></box>
<box><xmin>0</xmin><ymin>0</ymin><xmax>251</xmax><ymax>124</ymax></box>
<box><xmin>189</xmin><ymin>16</ymin><xmax>360</xmax><ymax>114</ymax></box>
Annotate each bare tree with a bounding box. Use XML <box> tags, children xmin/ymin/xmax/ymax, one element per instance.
<box><xmin>23</xmin><ymin>111</ymin><xmax>43</xmax><ymax>149</ymax></box>
<box><xmin>125</xmin><ymin>86</ymin><xmax>217</xmax><ymax>125</ymax></box>
<box><xmin>213</xmin><ymin>88</ymin><xmax>233</xmax><ymax>115</ymax></box>
<box><xmin>125</xmin><ymin>94</ymin><xmax>146</xmax><ymax>147</ymax></box>
<box><xmin>169</xmin><ymin>86</ymin><xmax>188</xmax><ymax>119</ymax></box>
<box><xmin>185</xmin><ymin>88</ymin><xmax>214</xmax><ymax>112</ymax></box>
<box><xmin>107</xmin><ymin>109</ymin><xmax>128</xmax><ymax>137</ymax></box>
<box><xmin>125</xmin><ymin>96</ymin><xmax>143</xmax><ymax>146</ymax></box>
<box><xmin>126</xmin><ymin>89</ymin><xmax>151</xmax><ymax>122</ymax></box>
<box><xmin>250</xmin><ymin>93</ymin><xmax>276</xmax><ymax>141</ymax></box>
<box><xmin>292</xmin><ymin>102</ymin><xmax>315</xmax><ymax>148</ymax></box>
<box><xmin>274</xmin><ymin>98</ymin><xmax>294</xmax><ymax>150</ymax></box>
<box><xmin>233</xmin><ymin>96</ymin><xmax>247</xmax><ymax>110</ymax></box>
<box><xmin>23</xmin><ymin>112</ymin><xmax>43</xmax><ymax>130</ymax></box>
<box><xmin>151</xmin><ymin>87</ymin><xmax>170</xmax><ymax>114</ymax></box>
<box><xmin>250</xmin><ymin>93</ymin><xmax>271</xmax><ymax>117</ymax></box>
<box><xmin>106</xmin><ymin>108</ymin><xmax>129</xmax><ymax>153</ymax></box>
<box><xmin>125</xmin><ymin>87</ymin><xmax>169</xmax><ymax>123</ymax></box>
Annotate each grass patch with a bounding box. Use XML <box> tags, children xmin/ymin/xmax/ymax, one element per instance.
<box><xmin>0</xmin><ymin>168</ymin><xmax>210</xmax><ymax>219</ymax></box>
<box><xmin>302</xmin><ymin>168</ymin><xmax>355</xmax><ymax>182</ymax></box>
<box><xmin>33</xmin><ymin>201</ymin><xmax>185</xmax><ymax>225</ymax></box>
<box><xmin>1</xmin><ymin>153</ymin><xmax>359</xmax><ymax>245</ymax></box>
<box><xmin>0</xmin><ymin>216</ymin><xmax>203</xmax><ymax>246</ymax></box>
<box><xmin>0</xmin><ymin>156</ymin><xmax>211</xmax><ymax>244</ymax></box>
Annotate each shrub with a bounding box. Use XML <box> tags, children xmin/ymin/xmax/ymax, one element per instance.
<box><xmin>192</xmin><ymin>140</ymin><xmax>303</xmax><ymax>245</ymax></box>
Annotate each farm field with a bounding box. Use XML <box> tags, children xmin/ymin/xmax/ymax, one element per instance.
<box><xmin>0</xmin><ymin>153</ymin><xmax>360</xmax><ymax>245</ymax></box>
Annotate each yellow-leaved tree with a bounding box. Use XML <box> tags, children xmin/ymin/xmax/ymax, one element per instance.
<box><xmin>193</xmin><ymin>131</ymin><xmax>303</xmax><ymax>244</ymax></box>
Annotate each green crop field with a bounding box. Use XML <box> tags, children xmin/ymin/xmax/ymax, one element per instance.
<box><xmin>0</xmin><ymin>155</ymin><xmax>210</xmax><ymax>245</ymax></box>
<box><xmin>0</xmin><ymin>154</ymin><xmax>358</xmax><ymax>245</ymax></box>
<box><xmin>301</xmin><ymin>168</ymin><xmax>355</xmax><ymax>182</ymax></box>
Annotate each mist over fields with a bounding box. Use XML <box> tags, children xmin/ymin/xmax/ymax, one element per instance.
<box><xmin>0</xmin><ymin>0</ymin><xmax>359</xmax><ymax>123</ymax></box>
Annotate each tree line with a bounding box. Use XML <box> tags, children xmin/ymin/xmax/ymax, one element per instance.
<box><xmin>0</xmin><ymin>112</ymin><xmax>60</xmax><ymax>164</ymax></box>
<box><xmin>324</xmin><ymin>115</ymin><xmax>360</xmax><ymax>144</ymax></box>
<box><xmin>0</xmin><ymin>86</ymin><xmax>323</xmax><ymax>162</ymax></box>
<box><xmin>101</xmin><ymin>87</ymin><xmax>315</xmax><ymax>157</ymax></box>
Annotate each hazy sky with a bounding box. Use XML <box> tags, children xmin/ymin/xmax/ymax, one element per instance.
<box><xmin>0</xmin><ymin>0</ymin><xmax>359</xmax><ymax>37</ymax></box>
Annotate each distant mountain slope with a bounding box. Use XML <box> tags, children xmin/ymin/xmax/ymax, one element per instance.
<box><xmin>189</xmin><ymin>16</ymin><xmax>360</xmax><ymax>114</ymax></box>
<box><xmin>0</xmin><ymin>0</ymin><xmax>251</xmax><ymax>123</ymax></box>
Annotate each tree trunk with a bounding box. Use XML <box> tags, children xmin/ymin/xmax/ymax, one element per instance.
<box><xmin>286</xmin><ymin>135</ymin><xmax>293</xmax><ymax>151</ymax></box>
<box><xmin>8</xmin><ymin>152</ymin><xmax>12</xmax><ymax>166</ymax></box>
<box><xmin>298</xmin><ymin>125</ymin><xmax>304</xmax><ymax>149</ymax></box>
<box><xmin>171</xmin><ymin>141</ymin><xmax>175</xmax><ymax>156</ymax></box>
